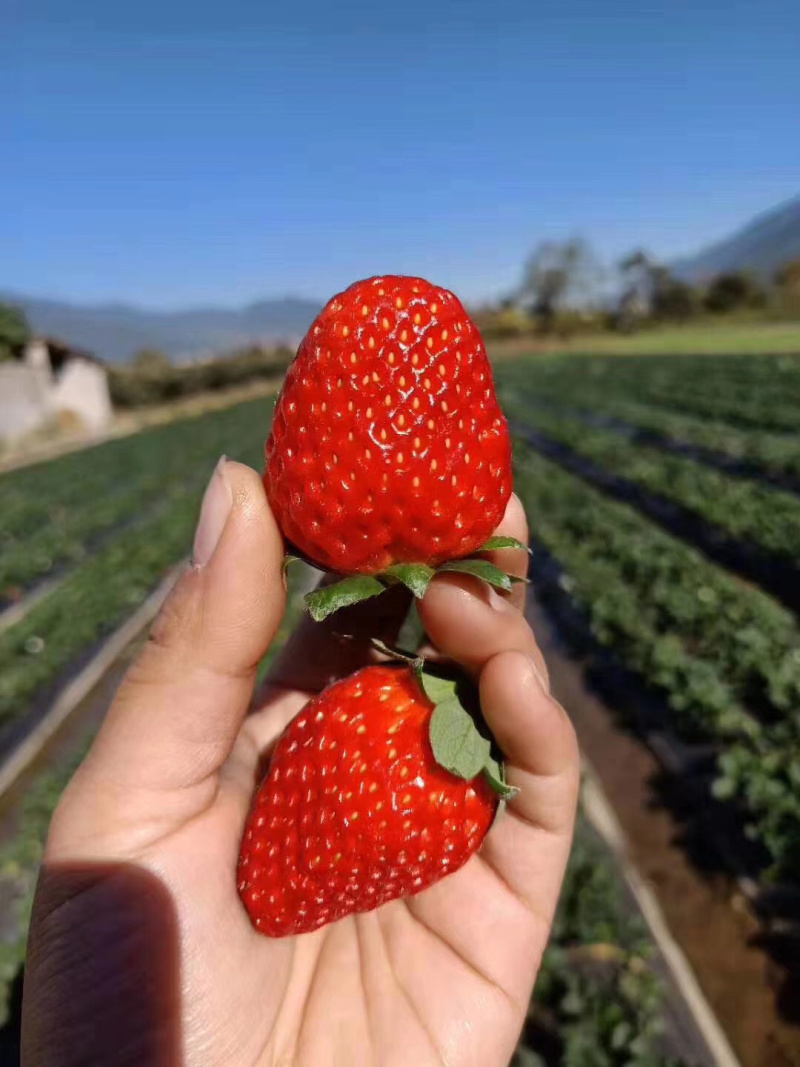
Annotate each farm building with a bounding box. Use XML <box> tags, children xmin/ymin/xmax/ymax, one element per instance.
<box><xmin>0</xmin><ymin>336</ymin><xmax>113</xmax><ymax>444</ymax></box>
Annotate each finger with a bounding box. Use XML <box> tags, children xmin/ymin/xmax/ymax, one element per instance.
<box><xmin>483</xmin><ymin>492</ymin><xmax>529</xmax><ymax>611</ymax></box>
<box><xmin>478</xmin><ymin>650</ymin><xmax>579</xmax><ymax>922</ymax></box>
<box><xmin>76</xmin><ymin>459</ymin><xmax>286</xmax><ymax>799</ymax></box>
<box><xmin>481</xmin><ymin>651</ymin><xmax>578</xmax><ymax>822</ymax></box>
<box><xmin>418</xmin><ymin>571</ymin><xmax>548</xmax><ymax>683</ymax></box>
<box><xmin>265</xmin><ymin>581</ymin><xmax>413</xmax><ymax>694</ymax></box>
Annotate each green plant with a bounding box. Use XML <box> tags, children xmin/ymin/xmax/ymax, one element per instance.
<box><xmin>517</xmin><ymin>824</ymin><xmax>685</xmax><ymax>1067</ymax></box>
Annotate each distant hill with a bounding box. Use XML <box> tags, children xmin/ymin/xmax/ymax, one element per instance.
<box><xmin>673</xmin><ymin>197</ymin><xmax>800</xmax><ymax>283</ymax></box>
<box><xmin>0</xmin><ymin>293</ymin><xmax>321</xmax><ymax>363</ymax></box>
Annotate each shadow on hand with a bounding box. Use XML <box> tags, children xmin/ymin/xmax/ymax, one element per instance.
<box><xmin>266</xmin><ymin>582</ymin><xmax>414</xmax><ymax>693</ymax></box>
<box><xmin>21</xmin><ymin>862</ymin><xmax>180</xmax><ymax>1067</ymax></box>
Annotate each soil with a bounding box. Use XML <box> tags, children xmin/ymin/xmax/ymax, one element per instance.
<box><xmin>526</xmin><ymin>595</ymin><xmax>800</xmax><ymax>1067</ymax></box>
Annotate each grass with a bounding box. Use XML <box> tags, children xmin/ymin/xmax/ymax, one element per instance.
<box><xmin>490</xmin><ymin>319</ymin><xmax>800</xmax><ymax>360</ymax></box>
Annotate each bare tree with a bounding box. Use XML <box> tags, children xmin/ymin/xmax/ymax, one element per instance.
<box><xmin>615</xmin><ymin>249</ymin><xmax>655</xmax><ymax>331</ymax></box>
<box><xmin>518</xmin><ymin>238</ymin><xmax>601</xmax><ymax>331</ymax></box>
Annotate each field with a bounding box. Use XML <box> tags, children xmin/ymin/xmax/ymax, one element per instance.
<box><xmin>490</xmin><ymin>320</ymin><xmax>800</xmax><ymax>360</ymax></box>
<box><xmin>563</xmin><ymin>320</ymin><xmax>800</xmax><ymax>356</ymax></box>
<box><xmin>2</xmin><ymin>351</ymin><xmax>800</xmax><ymax>1064</ymax></box>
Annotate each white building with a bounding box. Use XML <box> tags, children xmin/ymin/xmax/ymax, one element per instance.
<box><xmin>0</xmin><ymin>337</ymin><xmax>113</xmax><ymax>444</ymax></box>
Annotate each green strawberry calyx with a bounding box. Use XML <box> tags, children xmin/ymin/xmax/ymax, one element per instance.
<box><xmin>297</xmin><ymin>536</ymin><xmax>530</xmax><ymax>623</ymax></box>
<box><xmin>371</xmin><ymin>640</ymin><xmax>519</xmax><ymax>802</ymax></box>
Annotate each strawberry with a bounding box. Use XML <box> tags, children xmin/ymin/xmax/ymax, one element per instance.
<box><xmin>265</xmin><ymin>276</ymin><xmax>517</xmax><ymax>618</ymax></box>
<box><xmin>237</xmin><ymin>661</ymin><xmax>513</xmax><ymax>937</ymax></box>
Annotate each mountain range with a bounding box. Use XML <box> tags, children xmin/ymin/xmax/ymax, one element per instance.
<box><xmin>0</xmin><ymin>292</ymin><xmax>321</xmax><ymax>364</ymax></box>
<box><xmin>5</xmin><ymin>196</ymin><xmax>800</xmax><ymax>363</ymax></box>
<box><xmin>673</xmin><ymin>196</ymin><xmax>800</xmax><ymax>282</ymax></box>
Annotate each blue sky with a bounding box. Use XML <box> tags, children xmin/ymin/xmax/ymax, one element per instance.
<box><xmin>3</xmin><ymin>0</ymin><xmax>799</xmax><ymax>308</ymax></box>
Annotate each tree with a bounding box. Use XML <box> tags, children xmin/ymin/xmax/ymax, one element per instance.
<box><xmin>613</xmin><ymin>252</ymin><xmax>700</xmax><ymax>326</ymax></box>
<box><xmin>132</xmin><ymin>347</ymin><xmax>171</xmax><ymax>372</ymax></box>
<box><xmin>704</xmin><ymin>272</ymin><xmax>765</xmax><ymax>313</ymax></box>
<box><xmin>615</xmin><ymin>249</ymin><xmax>656</xmax><ymax>331</ymax></box>
<box><xmin>518</xmin><ymin>238</ymin><xmax>602</xmax><ymax>332</ymax></box>
<box><xmin>774</xmin><ymin>259</ymin><xmax>800</xmax><ymax>295</ymax></box>
<box><xmin>0</xmin><ymin>302</ymin><xmax>30</xmax><ymax>360</ymax></box>
<box><xmin>650</xmin><ymin>268</ymin><xmax>700</xmax><ymax>321</ymax></box>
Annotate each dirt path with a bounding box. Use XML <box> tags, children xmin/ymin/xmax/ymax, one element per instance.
<box><xmin>526</xmin><ymin>595</ymin><xmax>800</xmax><ymax>1067</ymax></box>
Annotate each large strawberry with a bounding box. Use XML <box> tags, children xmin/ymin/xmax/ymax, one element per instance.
<box><xmin>237</xmin><ymin>660</ymin><xmax>514</xmax><ymax>937</ymax></box>
<box><xmin>265</xmin><ymin>275</ymin><xmax>521</xmax><ymax>620</ymax></box>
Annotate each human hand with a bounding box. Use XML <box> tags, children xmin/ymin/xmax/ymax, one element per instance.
<box><xmin>22</xmin><ymin>459</ymin><xmax>579</xmax><ymax>1067</ymax></box>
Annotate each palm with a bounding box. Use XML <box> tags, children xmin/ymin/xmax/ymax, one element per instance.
<box><xmin>149</xmin><ymin>577</ymin><xmax>575</xmax><ymax>1067</ymax></box>
<box><xmin>148</xmin><ymin>682</ymin><xmax>564</xmax><ymax>1067</ymax></box>
<box><xmin>23</xmin><ymin>469</ymin><xmax>578</xmax><ymax>1067</ymax></box>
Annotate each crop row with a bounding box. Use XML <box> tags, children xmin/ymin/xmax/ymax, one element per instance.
<box><xmin>499</xmin><ymin>374</ymin><xmax>800</xmax><ymax>484</ymax></box>
<box><xmin>520</xmin><ymin>820</ymin><xmax>686</xmax><ymax>1067</ymax></box>
<box><xmin>513</xmin><ymin>444</ymin><xmax>800</xmax><ymax>881</ymax></box>
<box><xmin>0</xmin><ymin>399</ymin><xmax>270</xmax><ymax>734</ymax></box>
<box><xmin>0</xmin><ymin>397</ymin><xmax>271</xmax><ymax>569</ymax></box>
<box><xmin>505</xmin><ymin>400</ymin><xmax>800</xmax><ymax>571</ymax></box>
<box><xmin>498</xmin><ymin>354</ymin><xmax>800</xmax><ymax>432</ymax></box>
<box><xmin>0</xmin><ymin>487</ymin><xmax>198</xmax><ymax>729</ymax></box>
<box><xmin>0</xmin><ymin>643</ymin><xmax>685</xmax><ymax>1067</ymax></box>
<box><xmin>0</xmin><ymin>565</ymin><xmax>310</xmax><ymax>1031</ymax></box>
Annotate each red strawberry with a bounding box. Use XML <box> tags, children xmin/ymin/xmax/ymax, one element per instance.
<box><xmin>237</xmin><ymin>663</ymin><xmax>504</xmax><ymax>937</ymax></box>
<box><xmin>265</xmin><ymin>275</ymin><xmax>513</xmax><ymax>578</ymax></box>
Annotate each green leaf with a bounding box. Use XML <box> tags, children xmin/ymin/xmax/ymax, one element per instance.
<box><xmin>429</xmin><ymin>698</ymin><xmax>492</xmax><ymax>780</ymax></box>
<box><xmin>381</xmin><ymin>562</ymin><xmax>436</xmax><ymax>599</ymax></box>
<box><xmin>415</xmin><ymin>664</ymin><xmax>520</xmax><ymax>799</ymax></box>
<box><xmin>477</xmin><ymin>535</ymin><xmax>530</xmax><ymax>553</ymax></box>
<box><xmin>483</xmin><ymin>756</ymin><xmax>521</xmax><ymax>800</ymax></box>
<box><xmin>416</xmin><ymin>668</ymin><xmax>459</xmax><ymax>706</ymax></box>
<box><xmin>281</xmin><ymin>554</ymin><xmax>302</xmax><ymax>577</ymax></box>
<box><xmin>396</xmin><ymin>600</ymin><xmax>426</xmax><ymax>651</ymax></box>
<box><xmin>370</xmin><ymin>638</ymin><xmax>421</xmax><ymax>666</ymax></box>
<box><xmin>437</xmin><ymin>558</ymin><xmax>519</xmax><ymax>592</ymax></box>
<box><xmin>304</xmin><ymin>575</ymin><xmax>387</xmax><ymax>622</ymax></box>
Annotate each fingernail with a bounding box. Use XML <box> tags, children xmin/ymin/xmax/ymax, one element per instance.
<box><xmin>193</xmin><ymin>456</ymin><xmax>232</xmax><ymax>567</ymax></box>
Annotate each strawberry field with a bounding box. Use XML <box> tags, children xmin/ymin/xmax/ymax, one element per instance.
<box><xmin>498</xmin><ymin>354</ymin><xmax>800</xmax><ymax>898</ymax></box>
<box><xmin>2</xmin><ymin>350</ymin><xmax>800</xmax><ymax>1064</ymax></box>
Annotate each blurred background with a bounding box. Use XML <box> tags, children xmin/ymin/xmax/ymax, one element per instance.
<box><xmin>2</xmin><ymin>2</ymin><xmax>800</xmax><ymax>1064</ymax></box>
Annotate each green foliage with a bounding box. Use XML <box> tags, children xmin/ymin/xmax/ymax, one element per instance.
<box><xmin>473</xmin><ymin>304</ymin><xmax>534</xmax><ymax>339</ymax></box>
<box><xmin>515</xmin><ymin>380</ymin><xmax>800</xmax><ymax>482</ymax></box>
<box><xmin>497</xmin><ymin>353</ymin><xmax>800</xmax><ymax>879</ymax></box>
<box><xmin>510</xmin><ymin>401</ymin><xmax>800</xmax><ymax>565</ymax></box>
<box><xmin>0</xmin><ymin>398</ymin><xmax>268</xmax><ymax>725</ymax></box>
<box><xmin>516</xmin><ymin>824</ymin><xmax>685</xmax><ymax>1067</ymax></box>
<box><xmin>108</xmin><ymin>344</ymin><xmax>293</xmax><ymax>408</ymax></box>
<box><xmin>131</xmin><ymin>347</ymin><xmax>171</xmax><ymax>371</ymax></box>
<box><xmin>513</xmin><ymin>442</ymin><xmax>800</xmax><ymax>879</ymax></box>
<box><xmin>304</xmin><ymin>574</ymin><xmax>387</xmax><ymax>621</ymax></box>
<box><xmin>650</xmin><ymin>269</ymin><xmax>700</xmax><ymax>322</ymax></box>
<box><xmin>0</xmin><ymin>302</ymin><xmax>30</xmax><ymax>360</ymax></box>
<box><xmin>704</xmin><ymin>272</ymin><xmax>765</xmax><ymax>313</ymax></box>
<box><xmin>774</xmin><ymin>259</ymin><xmax>800</xmax><ymax>292</ymax></box>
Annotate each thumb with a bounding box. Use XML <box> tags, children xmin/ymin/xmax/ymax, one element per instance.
<box><xmin>75</xmin><ymin>458</ymin><xmax>285</xmax><ymax>800</ymax></box>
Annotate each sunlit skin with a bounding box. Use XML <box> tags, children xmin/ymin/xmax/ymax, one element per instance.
<box><xmin>22</xmin><ymin>461</ymin><xmax>579</xmax><ymax>1067</ymax></box>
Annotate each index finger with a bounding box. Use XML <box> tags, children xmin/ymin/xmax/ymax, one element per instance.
<box><xmin>480</xmin><ymin>492</ymin><xmax>529</xmax><ymax>611</ymax></box>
